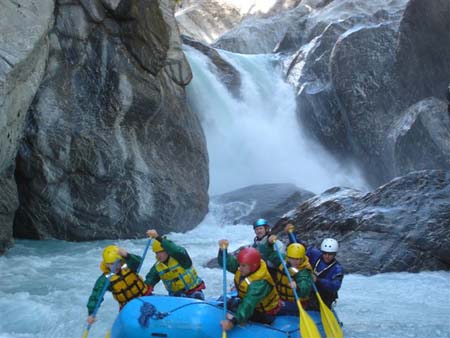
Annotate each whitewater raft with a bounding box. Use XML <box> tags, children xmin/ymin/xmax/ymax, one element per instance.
<box><xmin>110</xmin><ymin>295</ymin><xmax>335</xmax><ymax>338</ymax></box>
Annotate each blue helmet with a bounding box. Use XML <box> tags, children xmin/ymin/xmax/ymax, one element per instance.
<box><xmin>253</xmin><ymin>218</ymin><xmax>269</xmax><ymax>229</ymax></box>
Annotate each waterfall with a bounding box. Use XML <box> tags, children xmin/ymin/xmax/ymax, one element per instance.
<box><xmin>185</xmin><ymin>47</ymin><xmax>367</xmax><ymax>195</ymax></box>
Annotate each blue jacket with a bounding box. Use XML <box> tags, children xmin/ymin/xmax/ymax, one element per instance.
<box><xmin>307</xmin><ymin>247</ymin><xmax>344</xmax><ymax>307</ymax></box>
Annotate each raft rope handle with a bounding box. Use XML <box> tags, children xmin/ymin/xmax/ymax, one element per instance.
<box><xmin>136</xmin><ymin>299</ymin><xmax>290</xmax><ymax>333</ymax></box>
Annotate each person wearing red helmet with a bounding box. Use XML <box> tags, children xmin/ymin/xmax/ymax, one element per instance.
<box><xmin>217</xmin><ymin>239</ymin><xmax>280</xmax><ymax>331</ymax></box>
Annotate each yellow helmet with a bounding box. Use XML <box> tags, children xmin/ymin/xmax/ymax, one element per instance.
<box><xmin>152</xmin><ymin>240</ymin><xmax>164</xmax><ymax>253</ymax></box>
<box><xmin>286</xmin><ymin>243</ymin><xmax>306</xmax><ymax>260</ymax></box>
<box><xmin>102</xmin><ymin>245</ymin><xmax>122</xmax><ymax>264</ymax></box>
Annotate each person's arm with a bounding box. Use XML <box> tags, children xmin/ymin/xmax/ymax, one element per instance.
<box><xmin>263</xmin><ymin>238</ymin><xmax>282</xmax><ymax>267</ymax></box>
<box><xmin>217</xmin><ymin>249</ymin><xmax>239</xmax><ymax>273</ymax></box>
<box><xmin>160</xmin><ymin>238</ymin><xmax>193</xmax><ymax>268</ymax></box>
<box><xmin>124</xmin><ymin>253</ymin><xmax>142</xmax><ymax>271</ymax></box>
<box><xmin>86</xmin><ymin>274</ymin><xmax>108</xmax><ymax>315</ymax></box>
<box><xmin>144</xmin><ymin>264</ymin><xmax>160</xmax><ymax>290</ymax></box>
<box><xmin>233</xmin><ymin>280</ymin><xmax>272</xmax><ymax>323</ymax></box>
<box><xmin>316</xmin><ymin>264</ymin><xmax>344</xmax><ymax>292</ymax></box>
<box><xmin>295</xmin><ymin>269</ymin><xmax>312</xmax><ymax>298</ymax></box>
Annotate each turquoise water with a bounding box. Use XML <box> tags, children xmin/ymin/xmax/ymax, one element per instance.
<box><xmin>1</xmin><ymin>218</ymin><xmax>449</xmax><ymax>338</ymax></box>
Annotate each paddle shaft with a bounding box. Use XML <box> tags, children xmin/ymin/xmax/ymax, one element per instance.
<box><xmin>222</xmin><ymin>245</ymin><xmax>228</xmax><ymax>338</ymax></box>
<box><xmin>137</xmin><ymin>238</ymin><xmax>152</xmax><ymax>273</ymax></box>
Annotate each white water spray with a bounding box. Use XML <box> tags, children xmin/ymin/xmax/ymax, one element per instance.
<box><xmin>185</xmin><ymin>47</ymin><xmax>368</xmax><ymax>195</ymax></box>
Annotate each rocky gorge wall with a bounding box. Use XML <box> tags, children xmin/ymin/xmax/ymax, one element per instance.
<box><xmin>0</xmin><ymin>0</ymin><xmax>209</xmax><ymax>254</ymax></box>
<box><xmin>177</xmin><ymin>0</ymin><xmax>450</xmax><ymax>274</ymax></box>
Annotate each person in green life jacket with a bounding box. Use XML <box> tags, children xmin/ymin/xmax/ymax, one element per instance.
<box><xmin>86</xmin><ymin>245</ymin><xmax>150</xmax><ymax>325</ymax></box>
<box><xmin>145</xmin><ymin>229</ymin><xmax>205</xmax><ymax>299</ymax></box>
<box><xmin>218</xmin><ymin>239</ymin><xmax>281</xmax><ymax>331</ymax></box>
<box><xmin>266</xmin><ymin>236</ymin><xmax>313</xmax><ymax>315</ymax></box>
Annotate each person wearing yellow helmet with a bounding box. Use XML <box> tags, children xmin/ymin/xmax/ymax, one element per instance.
<box><xmin>284</xmin><ymin>223</ymin><xmax>344</xmax><ymax>310</ymax></box>
<box><xmin>86</xmin><ymin>245</ymin><xmax>150</xmax><ymax>325</ymax></box>
<box><xmin>145</xmin><ymin>229</ymin><xmax>205</xmax><ymax>299</ymax></box>
<box><xmin>266</xmin><ymin>237</ymin><xmax>313</xmax><ymax>315</ymax></box>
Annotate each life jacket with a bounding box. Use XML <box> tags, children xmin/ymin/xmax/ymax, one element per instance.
<box><xmin>155</xmin><ymin>256</ymin><xmax>203</xmax><ymax>294</ymax></box>
<box><xmin>275</xmin><ymin>258</ymin><xmax>312</xmax><ymax>302</ymax></box>
<box><xmin>234</xmin><ymin>259</ymin><xmax>280</xmax><ymax>314</ymax></box>
<box><xmin>108</xmin><ymin>263</ymin><xmax>149</xmax><ymax>307</ymax></box>
<box><xmin>311</xmin><ymin>256</ymin><xmax>342</xmax><ymax>306</ymax></box>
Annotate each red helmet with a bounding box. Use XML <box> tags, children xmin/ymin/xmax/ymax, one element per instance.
<box><xmin>237</xmin><ymin>247</ymin><xmax>261</xmax><ymax>272</ymax></box>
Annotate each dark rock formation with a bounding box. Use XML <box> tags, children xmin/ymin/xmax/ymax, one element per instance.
<box><xmin>291</xmin><ymin>0</ymin><xmax>450</xmax><ymax>187</ymax></box>
<box><xmin>211</xmin><ymin>183</ymin><xmax>314</xmax><ymax>227</ymax></box>
<box><xmin>272</xmin><ymin>170</ymin><xmax>450</xmax><ymax>274</ymax></box>
<box><xmin>4</xmin><ymin>0</ymin><xmax>209</xmax><ymax>245</ymax></box>
<box><xmin>0</xmin><ymin>166</ymin><xmax>18</xmax><ymax>254</ymax></box>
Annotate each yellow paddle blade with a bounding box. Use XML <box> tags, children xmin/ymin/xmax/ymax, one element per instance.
<box><xmin>222</xmin><ymin>330</ymin><xmax>227</xmax><ymax>338</ymax></box>
<box><xmin>81</xmin><ymin>329</ymin><xmax>89</xmax><ymax>338</ymax></box>
<box><xmin>316</xmin><ymin>292</ymin><xmax>343</xmax><ymax>338</ymax></box>
<box><xmin>105</xmin><ymin>329</ymin><xmax>111</xmax><ymax>338</ymax></box>
<box><xmin>298</xmin><ymin>300</ymin><xmax>322</xmax><ymax>338</ymax></box>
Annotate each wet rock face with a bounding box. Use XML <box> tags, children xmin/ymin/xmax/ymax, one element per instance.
<box><xmin>0</xmin><ymin>0</ymin><xmax>54</xmax><ymax>254</ymax></box>
<box><xmin>11</xmin><ymin>0</ymin><xmax>209</xmax><ymax>242</ymax></box>
<box><xmin>211</xmin><ymin>183</ymin><xmax>314</xmax><ymax>226</ymax></box>
<box><xmin>290</xmin><ymin>0</ymin><xmax>450</xmax><ymax>187</ymax></box>
<box><xmin>272</xmin><ymin>170</ymin><xmax>450</xmax><ymax>274</ymax></box>
<box><xmin>182</xmin><ymin>36</ymin><xmax>241</xmax><ymax>99</ymax></box>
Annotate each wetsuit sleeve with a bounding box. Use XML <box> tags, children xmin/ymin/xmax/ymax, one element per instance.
<box><xmin>264</xmin><ymin>242</ymin><xmax>283</xmax><ymax>267</ymax></box>
<box><xmin>160</xmin><ymin>238</ymin><xmax>193</xmax><ymax>268</ymax></box>
<box><xmin>144</xmin><ymin>264</ymin><xmax>161</xmax><ymax>287</ymax></box>
<box><xmin>217</xmin><ymin>249</ymin><xmax>239</xmax><ymax>273</ymax></box>
<box><xmin>124</xmin><ymin>253</ymin><xmax>142</xmax><ymax>271</ymax></box>
<box><xmin>234</xmin><ymin>280</ymin><xmax>272</xmax><ymax>323</ymax></box>
<box><xmin>316</xmin><ymin>264</ymin><xmax>344</xmax><ymax>292</ymax></box>
<box><xmin>86</xmin><ymin>274</ymin><xmax>108</xmax><ymax>315</ymax></box>
<box><xmin>295</xmin><ymin>269</ymin><xmax>313</xmax><ymax>298</ymax></box>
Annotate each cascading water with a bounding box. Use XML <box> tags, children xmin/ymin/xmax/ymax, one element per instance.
<box><xmin>0</xmin><ymin>46</ymin><xmax>448</xmax><ymax>338</ymax></box>
<box><xmin>185</xmin><ymin>46</ymin><xmax>368</xmax><ymax>195</ymax></box>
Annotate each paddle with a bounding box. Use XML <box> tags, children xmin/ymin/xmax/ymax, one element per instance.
<box><xmin>310</xmin><ymin>280</ymin><xmax>343</xmax><ymax>338</ymax></box>
<box><xmin>287</xmin><ymin>228</ymin><xmax>343</xmax><ymax>338</ymax></box>
<box><xmin>82</xmin><ymin>259</ymin><xmax>121</xmax><ymax>338</ymax></box>
<box><xmin>221</xmin><ymin>243</ymin><xmax>228</xmax><ymax>338</ymax></box>
<box><xmin>273</xmin><ymin>241</ymin><xmax>321</xmax><ymax>338</ymax></box>
<box><xmin>104</xmin><ymin>239</ymin><xmax>152</xmax><ymax>338</ymax></box>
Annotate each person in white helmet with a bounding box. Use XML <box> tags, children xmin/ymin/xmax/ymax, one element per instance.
<box><xmin>284</xmin><ymin>223</ymin><xmax>344</xmax><ymax>309</ymax></box>
<box><xmin>306</xmin><ymin>238</ymin><xmax>344</xmax><ymax>309</ymax></box>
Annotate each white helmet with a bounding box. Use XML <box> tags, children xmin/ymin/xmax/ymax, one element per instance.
<box><xmin>320</xmin><ymin>238</ymin><xmax>338</xmax><ymax>253</ymax></box>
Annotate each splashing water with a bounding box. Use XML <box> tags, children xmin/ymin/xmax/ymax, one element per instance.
<box><xmin>1</xmin><ymin>207</ymin><xmax>449</xmax><ymax>338</ymax></box>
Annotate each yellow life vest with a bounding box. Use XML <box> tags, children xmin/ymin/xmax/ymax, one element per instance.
<box><xmin>108</xmin><ymin>264</ymin><xmax>148</xmax><ymax>307</ymax></box>
<box><xmin>155</xmin><ymin>256</ymin><xmax>202</xmax><ymax>294</ymax></box>
<box><xmin>276</xmin><ymin>258</ymin><xmax>312</xmax><ymax>302</ymax></box>
<box><xmin>234</xmin><ymin>259</ymin><xmax>280</xmax><ymax>314</ymax></box>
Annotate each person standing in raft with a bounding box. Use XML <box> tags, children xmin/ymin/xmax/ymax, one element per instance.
<box><xmin>86</xmin><ymin>245</ymin><xmax>150</xmax><ymax>325</ymax></box>
<box><xmin>218</xmin><ymin>240</ymin><xmax>280</xmax><ymax>331</ymax></box>
<box><xmin>145</xmin><ymin>229</ymin><xmax>206</xmax><ymax>299</ymax></box>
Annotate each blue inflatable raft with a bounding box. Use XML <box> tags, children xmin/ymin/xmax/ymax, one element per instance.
<box><xmin>110</xmin><ymin>295</ymin><xmax>335</xmax><ymax>338</ymax></box>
